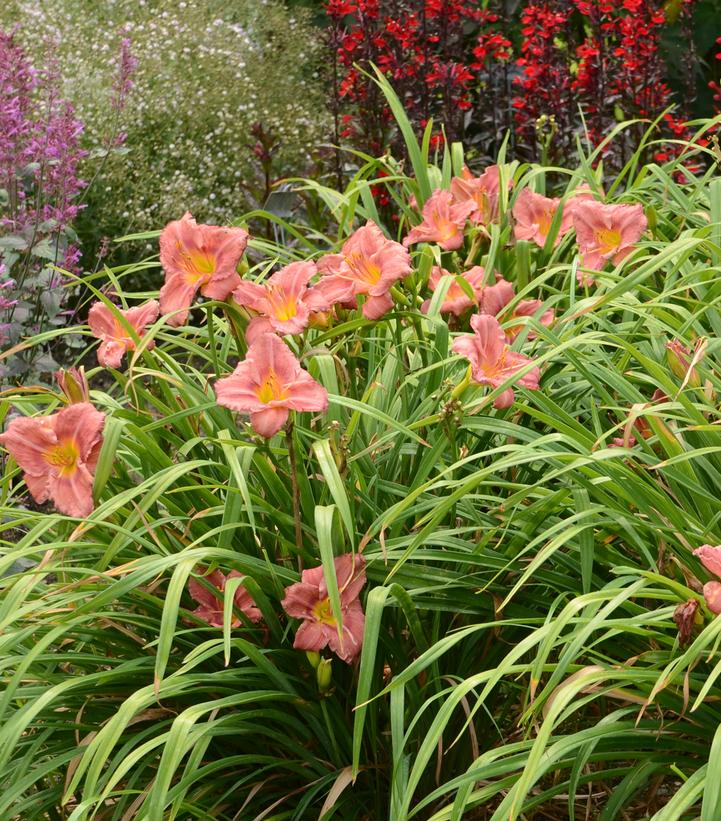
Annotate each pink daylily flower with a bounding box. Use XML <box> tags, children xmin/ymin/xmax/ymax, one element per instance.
<box><xmin>421</xmin><ymin>265</ymin><xmax>487</xmax><ymax>316</ymax></box>
<box><xmin>694</xmin><ymin>545</ymin><xmax>721</xmax><ymax>579</ymax></box>
<box><xmin>573</xmin><ymin>200</ymin><xmax>647</xmax><ymax>274</ymax></box>
<box><xmin>317</xmin><ymin>221</ymin><xmax>410</xmax><ymax>320</ymax></box>
<box><xmin>159</xmin><ymin>211</ymin><xmax>249</xmax><ymax>327</ymax></box>
<box><xmin>450</xmin><ymin>164</ymin><xmax>504</xmax><ymax>225</ymax></box>
<box><xmin>214</xmin><ymin>333</ymin><xmax>328</xmax><ymax>438</ymax></box>
<box><xmin>452</xmin><ymin>314</ymin><xmax>541</xmax><ymax>409</ymax></box>
<box><xmin>471</xmin><ymin>275</ymin><xmax>554</xmax><ymax>341</ymax></box>
<box><xmin>403</xmin><ymin>188</ymin><xmax>475</xmax><ymax>251</ymax></box>
<box><xmin>281</xmin><ymin>553</ymin><xmax>366</xmax><ymax>664</ymax></box>
<box><xmin>88</xmin><ymin>300</ymin><xmax>160</xmax><ymax>368</ymax></box>
<box><xmin>694</xmin><ymin>545</ymin><xmax>721</xmax><ymax>614</ymax></box>
<box><xmin>513</xmin><ymin>188</ymin><xmax>575</xmax><ymax>248</ymax></box>
<box><xmin>188</xmin><ymin>566</ymin><xmax>262</xmax><ymax>627</ymax></box>
<box><xmin>0</xmin><ymin>402</ymin><xmax>105</xmax><ymax>517</ymax></box>
<box><xmin>233</xmin><ymin>260</ymin><xmax>333</xmax><ymax>343</ymax></box>
<box><xmin>703</xmin><ymin>582</ymin><xmax>721</xmax><ymax>615</ymax></box>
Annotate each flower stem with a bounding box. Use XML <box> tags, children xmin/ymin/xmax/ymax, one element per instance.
<box><xmin>286</xmin><ymin>415</ymin><xmax>303</xmax><ymax>568</ymax></box>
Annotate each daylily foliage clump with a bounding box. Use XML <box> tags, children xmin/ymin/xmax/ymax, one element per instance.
<box><xmin>2</xmin><ymin>80</ymin><xmax>721</xmax><ymax>820</ymax></box>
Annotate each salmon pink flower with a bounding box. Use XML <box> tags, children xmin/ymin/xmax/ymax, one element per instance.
<box><xmin>573</xmin><ymin>201</ymin><xmax>647</xmax><ymax>273</ymax></box>
<box><xmin>452</xmin><ymin>314</ymin><xmax>540</xmax><ymax>409</ymax></box>
<box><xmin>450</xmin><ymin>165</ymin><xmax>504</xmax><ymax>225</ymax></box>
<box><xmin>233</xmin><ymin>260</ymin><xmax>333</xmax><ymax>343</ymax></box>
<box><xmin>403</xmin><ymin>189</ymin><xmax>474</xmax><ymax>251</ymax></box>
<box><xmin>421</xmin><ymin>265</ymin><xmax>487</xmax><ymax>316</ymax></box>
<box><xmin>513</xmin><ymin>188</ymin><xmax>574</xmax><ymax>248</ymax></box>
<box><xmin>476</xmin><ymin>276</ymin><xmax>515</xmax><ymax>317</ymax></box>
<box><xmin>703</xmin><ymin>583</ymin><xmax>721</xmax><ymax>614</ymax></box>
<box><xmin>694</xmin><ymin>545</ymin><xmax>721</xmax><ymax>579</ymax></box>
<box><xmin>0</xmin><ymin>403</ymin><xmax>105</xmax><ymax>517</ymax></box>
<box><xmin>471</xmin><ymin>276</ymin><xmax>554</xmax><ymax>341</ymax></box>
<box><xmin>281</xmin><ymin>553</ymin><xmax>366</xmax><ymax>664</ymax></box>
<box><xmin>88</xmin><ymin>300</ymin><xmax>160</xmax><ymax>368</ymax></box>
<box><xmin>188</xmin><ymin>566</ymin><xmax>262</xmax><ymax>627</ymax></box>
<box><xmin>694</xmin><ymin>545</ymin><xmax>721</xmax><ymax>614</ymax></box>
<box><xmin>159</xmin><ymin>212</ymin><xmax>249</xmax><ymax>327</ymax></box>
<box><xmin>214</xmin><ymin>333</ymin><xmax>328</xmax><ymax>438</ymax></box>
<box><xmin>501</xmin><ymin>299</ymin><xmax>555</xmax><ymax>342</ymax></box>
<box><xmin>317</xmin><ymin>221</ymin><xmax>410</xmax><ymax>320</ymax></box>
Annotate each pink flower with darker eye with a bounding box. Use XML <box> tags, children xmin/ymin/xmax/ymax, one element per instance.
<box><xmin>188</xmin><ymin>566</ymin><xmax>262</xmax><ymax>627</ymax></box>
<box><xmin>452</xmin><ymin>314</ymin><xmax>540</xmax><ymax>409</ymax></box>
<box><xmin>317</xmin><ymin>221</ymin><xmax>410</xmax><ymax>320</ymax></box>
<box><xmin>214</xmin><ymin>333</ymin><xmax>328</xmax><ymax>438</ymax></box>
<box><xmin>281</xmin><ymin>553</ymin><xmax>366</xmax><ymax>664</ymax></box>
<box><xmin>159</xmin><ymin>212</ymin><xmax>249</xmax><ymax>327</ymax></box>
<box><xmin>403</xmin><ymin>189</ymin><xmax>475</xmax><ymax>251</ymax></box>
<box><xmin>471</xmin><ymin>276</ymin><xmax>554</xmax><ymax>342</ymax></box>
<box><xmin>88</xmin><ymin>300</ymin><xmax>160</xmax><ymax>368</ymax></box>
<box><xmin>0</xmin><ymin>403</ymin><xmax>105</xmax><ymax>517</ymax></box>
<box><xmin>233</xmin><ymin>260</ymin><xmax>333</xmax><ymax>344</ymax></box>
<box><xmin>694</xmin><ymin>545</ymin><xmax>721</xmax><ymax>614</ymax></box>
<box><xmin>573</xmin><ymin>201</ymin><xmax>647</xmax><ymax>276</ymax></box>
<box><xmin>450</xmin><ymin>165</ymin><xmax>504</xmax><ymax>225</ymax></box>
<box><xmin>513</xmin><ymin>188</ymin><xmax>574</xmax><ymax>248</ymax></box>
<box><xmin>421</xmin><ymin>265</ymin><xmax>487</xmax><ymax>316</ymax></box>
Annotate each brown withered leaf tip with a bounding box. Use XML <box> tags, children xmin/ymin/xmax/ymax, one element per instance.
<box><xmin>673</xmin><ymin>599</ymin><xmax>699</xmax><ymax>648</ymax></box>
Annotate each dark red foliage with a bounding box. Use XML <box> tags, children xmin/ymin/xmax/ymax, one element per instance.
<box><xmin>323</xmin><ymin>0</ymin><xmax>706</xmax><ymax>180</ymax></box>
<box><xmin>324</xmin><ymin>0</ymin><xmax>514</xmax><ymax>166</ymax></box>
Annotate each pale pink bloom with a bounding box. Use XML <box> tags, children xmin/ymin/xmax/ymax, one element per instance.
<box><xmin>513</xmin><ymin>188</ymin><xmax>574</xmax><ymax>248</ymax></box>
<box><xmin>214</xmin><ymin>333</ymin><xmax>328</xmax><ymax>438</ymax></box>
<box><xmin>694</xmin><ymin>546</ymin><xmax>721</xmax><ymax>614</ymax></box>
<box><xmin>281</xmin><ymin>553</ymin><xmax>366</xmax><ymax>664</ymax></box>
<box><xmin>610</xmin><ymin>436</ymin><xmax>637</xmax><ymax>448</ymax></box>
<box><xmin>450</xmin><ymin>165</ymin><xmax>503</xmax><ymax>225</ymax></box>
<box><xmin>0</xmin><ymin>403</ymin><xmax>105</xmax><ymax>517</ymax></box>
<box><xmin>476</xmin><ymin>277</ymin><xmax>516</xmax><ymax>316</ymax></box>
<box><xmin>703</xmin><ymin>582</ymin><xmax>721</xmax><ymax>614</ymax></box>
<box><xmin>565</xmin><ymin>185</ymin><xmax>599</xmax><ymax>213</ymax></box>
<box><xmin>473</xmin><ymin>276</ymin><xmax>554</xmax><ymax>341</ymax></box>
<box><xmin>497</xmin><ymin>296</ymin><xmax>555</xmax><ymax>342</ymax></box>
<box><xmin>403</xmin><ymin>189</ymin><xmax>474</xmax><ymax>251</ymax></box>
<box><xmin>694</xmin><ymin>545</ymin><xmax>721</xmax><ymax>579</ymax></box>
<box><xmin>317</xmin><ymin>221</ymin><xmax>410</xmax><ymax>320</ymax></box>
<box><xmin>573</xmin><ymin>201</ymin><xmax>647</xmax><ymax>273</ymax></box>
<box><xmin>421</xmin><ymin>265</ymin><xmax>487</xmax><ymax>316</ymax></box>
<box><xmin>233</xmin><ymin>260</ymin><xmax>333</xmax><ymax>343</ymax></box>
<box><xmin>159</xmin><ymin>212</ymin><xmax>249</xmax><ymax>326</ymax></box>
<box><xmin>452</xmin><ymin>314</ymin><xmax>540</xmax><ymax>408</ymax></box>
<box><xmin>188</xmin><ymin>566</ymin><xmax>262</xmax><ymax>627</ymax></box>
<box><xmin>88</xmin><ymin>300</ymin><xmax>160</xmax><ymax>368</ymax></box>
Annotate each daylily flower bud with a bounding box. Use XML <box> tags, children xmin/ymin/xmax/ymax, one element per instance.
<box><xmin>666</xmin><ymin>339</ymin><xmax>702</xmax><ymax>388</ymax></box>
<box><xmin>55</xmin><ymin>367</ymin><xmax>89</xmax><ymax>404</ymax></box>
<box><xmin>305</xmin><ymin>651</ymin><xmax>321</xmax><ymax>669</ymax></box>
<box><xmin>317</xmin><ymin>657</ymin><xmax>333</xmax><ymax>693</ymax></box>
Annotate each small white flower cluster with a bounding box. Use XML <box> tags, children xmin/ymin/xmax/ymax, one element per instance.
<box><xmin>2</xmin><ymin>0</ymin><xmax>328</xmax><ymax>246</ymax></box>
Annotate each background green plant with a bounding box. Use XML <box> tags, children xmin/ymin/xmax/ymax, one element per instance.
<box><xmin>0</xmin><ymin>0</ymin><xmax>328</xmax><ymax>265</ymax></box>
<box><xmin>3</xmin><ymin>81</ymin><xmax>721</xmax><ymax>819</ymax></box>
